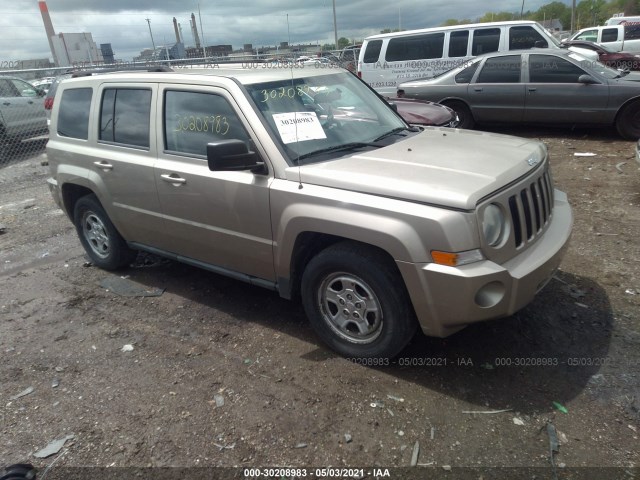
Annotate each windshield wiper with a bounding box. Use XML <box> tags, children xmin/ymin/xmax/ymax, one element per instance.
<box><xmin>373</xmin><ymin>126</ymin><xmax>417</xmax><ymax>142</ymax></box>
<box><xmin>297</xmin><ymin>142</ymin><xmax>383</xmax><ymax>160</ymax></box>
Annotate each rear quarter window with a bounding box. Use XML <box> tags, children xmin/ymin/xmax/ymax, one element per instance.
<box><xmin>57</xmin><ymin>88</ymin><xmax>92</xmax><ymax>140</ymax></box>
<box><xmin>362</xmin><ymin>40</ymin><xmax>383</xmax><ymax>63</ymax></box>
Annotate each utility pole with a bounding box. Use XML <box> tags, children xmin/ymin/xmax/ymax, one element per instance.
<box><xmin>520</xmin><ymin>0</ymin><xmax>525</xmax><ymax>19</ymax></box>
<box><xmin>332</xmin><ymin>0</ymin><xmax>338</xmax><ymax>50</ymax></box>
<box><xmin>146</xmin><ymin>18</ymin><xmax>156</xmax><ymax>53</ymax></box>
<box><xmin>571</xmin><ymin>0</ymin><xmax>576</xmax><ymax>34</ymax></box>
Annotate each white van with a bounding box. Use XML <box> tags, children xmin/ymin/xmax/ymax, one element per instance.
<box><xmin>358</xmin><ymin>20</ymin><xmax>593</xmax><ymax>95</ymax></box>
<box><xmin>568</xmin><ymin>23</ymin><xmax>640</xmax><ymax>52</ymax></box>
<box><xmin>605</xmin><ymin>16</ymin><xmax>640</xmax><ymax>26</ymax></box>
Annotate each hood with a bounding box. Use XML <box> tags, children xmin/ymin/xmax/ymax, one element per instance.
<box><xmin>289</xmin><ymin>128</ymin><xmax>546</xmax><ymax>210</ymax></box>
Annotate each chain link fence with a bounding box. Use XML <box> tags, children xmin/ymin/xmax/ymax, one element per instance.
<box><xmin>0</xmin><ymin>67</ymin><xmax>54</xmax><ymax>168</ymax></box>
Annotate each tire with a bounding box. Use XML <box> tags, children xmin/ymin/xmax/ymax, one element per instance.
<box><xmin>73</xmin><ymin>194</ymin><xmax>137</xmax><ymax>270</ymax></box>
<box><xmin>301</xmin><ymin>242</ymin><xmax>418</xmax><ymax>359</ymax></box>
<box><xmin>616</xmin><ymin>101</ymin><xmax>640</xmax><ymax>140</ymax></box>
<box><xmin>443</xmin><ymin>101</ymin><xmax>475</xmax><ymax>129</ymax></box>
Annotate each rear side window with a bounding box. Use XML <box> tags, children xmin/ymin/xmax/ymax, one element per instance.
<box><xmin>363</xmin><ymin>40</ymin><xmax>383</xmax><ymax>63</ymax></box>
<box><xmin>386</xmin><ymin>33</ymin><xmax>444</xmax><ymax>61</ymax></box>
<box><xmin>601</xmin><ymin>28</ymin><xmax>619</xmax><ymax>42</ymax></box>
<box><xmin>164</xmin><ymin>90</ymin><xmax>251</xmax><ymax>157</ymax></box>
<box><xmin>509</xmin><ymin>26</ymin><xmax>548</xmax><ymax>49</ymax></box>
<box><xmin>57</xmin><ymin>88</ymin><xmax>92</xmax><ymax>140</ymax></box>
<box><xmin>472</xmin><ymin>28</ymin><xmax>500</xmax><ymax>55</ymax></box>
<box><xmin>99</xmin><ymin>88</ymin><xmax>151</xmax><ymax>148</ymax></box>
<box><xmin>476</xmin><ymin>56</ymin><xmax>521</xmax><ymax>83</ymax></box>
<box><xmin>449</xmin><ymin>30</ymin><xmax>469</xmax><ymax>57</ymax></box>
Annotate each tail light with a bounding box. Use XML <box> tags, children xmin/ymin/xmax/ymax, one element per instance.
<box><xmin>44</xmin><ymin>97</ymin><xmax>54</xmax><ymax>110</ymax></box>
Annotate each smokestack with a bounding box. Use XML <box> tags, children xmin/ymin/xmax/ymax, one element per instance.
<box><xmin>173</xmin><ymin>17</ymin><xmax>181</xmax><ymax>43</ymax></box>
<box><xmin>38</xmin><ymin>1</ymin><xmax>59</xmax><ymax>66</ymax></box>
<box><xmin>190</xmin><ymin>13</ymin><xmax>201</xmax><ymax>49</ymax></box>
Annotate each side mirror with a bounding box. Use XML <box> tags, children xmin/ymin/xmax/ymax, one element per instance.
<box><xmin>578</xmin><ymin>74</ymin><xmax>598</xmax><ymax>84</ymax></box>
<box><xmin>387</xmin><ymin>101</ymin><xmax>399</xmax><ymax>113</ymax></box>
<box><xmin>534</xmin><ymin>41</ymin><xmax>548</xmax><ymax>48</ymax></box>
<box><xmin>207</xmin><ymin>140</ymin><xmax>264</xmax><ymax>172</ymax></box>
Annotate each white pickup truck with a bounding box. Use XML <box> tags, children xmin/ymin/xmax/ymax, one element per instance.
<box><xmin>569</xmin><ymin>23</ymin><xmax>640</xmax><ymax>52</ymax></box>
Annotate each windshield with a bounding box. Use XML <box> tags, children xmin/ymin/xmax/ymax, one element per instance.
<box><xmin>245</xmin><ymin>72</ymin><xmax>407</xmax><ymax>164</ymax></box>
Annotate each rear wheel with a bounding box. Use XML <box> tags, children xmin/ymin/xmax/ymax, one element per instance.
<box><xmin>73</xmin><ymin>194</ymin><xmax>137</xmax><ymax>270</ymax></box>
<box><xmin>616</xmin><ymin>101</ymin><xmax>640</xmax><ymax>140</ymax></box>
<box><xmin>301</xmin><ymin>242</ymin><xmax>418</xmax><ymax>359</ymax></box>
<box><xmin>442</xmin><ymin>101</ymin><xmax>475</xmax><ymax>129</ymax></box>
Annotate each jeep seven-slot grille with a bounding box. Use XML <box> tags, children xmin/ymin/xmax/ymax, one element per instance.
<box><xmin>507</xmin><ymin>169</ymin><xmax>554</xmax><ymax>248</ymax></box>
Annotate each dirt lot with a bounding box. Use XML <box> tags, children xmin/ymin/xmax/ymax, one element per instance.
<box><xmin>0</xmin><ymin>127</ymin><xmax>639</xmax><ymax>478</ymax></box>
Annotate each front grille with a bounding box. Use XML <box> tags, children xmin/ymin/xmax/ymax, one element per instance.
<box><xmin>507</xmin><ymin>169</ymin><xmax>554</xmax><ymax>249</ymax></box>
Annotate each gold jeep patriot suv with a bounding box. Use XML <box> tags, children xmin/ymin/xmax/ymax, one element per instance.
<box><xmin>46</xmin><ymin>65</ymin><xmax>572</xmax><ymax>359</ymax></box>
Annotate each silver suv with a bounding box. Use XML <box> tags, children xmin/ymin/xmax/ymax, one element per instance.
<box><xmin>46</xmin><ymin>66</ymin><xmax>572</xmax><ymax>359</ymax></box>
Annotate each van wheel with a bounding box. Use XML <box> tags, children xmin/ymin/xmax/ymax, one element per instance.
<box><xmin>73</xmin><ymin>194</ymin><xmax>137</xmax><ymax>270</ymax></box>
<box><xmin>301</xmin><ymin>242</ymin><xmax>417</xmax><ymax>359</ymax></box>
<box><xmin>616</xmin><ymin>101</ymin><xmax>640</xmax><ymax>140</ymax></box>
<box><xmin>443</xmin><ymin>101</ymin><xmax>475</xmax><ymax>129</ymax></box>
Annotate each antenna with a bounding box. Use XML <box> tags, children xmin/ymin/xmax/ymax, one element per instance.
<box><xmin>287</xmin><ymin>13</ymin><xmax>303</xmax><ymax>190</ymax></box>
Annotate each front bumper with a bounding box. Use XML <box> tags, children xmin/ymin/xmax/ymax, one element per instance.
<box><xmin>398</xmin><ymin>189</ymin><xmax>572</xmax><ymax>337</ymax></box>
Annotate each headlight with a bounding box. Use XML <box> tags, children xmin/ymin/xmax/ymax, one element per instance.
<box><xmin>482</xmin><ymin>203</ymin><xmax>506</xmax><ymax>247</ymax></box>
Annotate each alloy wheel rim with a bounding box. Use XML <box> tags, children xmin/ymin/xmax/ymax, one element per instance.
<box><xmin>317</xmin><ymin>272</ymin><xmax>383</xmax><ymax>344</ymax></box>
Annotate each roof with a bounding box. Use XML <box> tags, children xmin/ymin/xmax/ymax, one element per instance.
<box><xmin>364</xmin><ymin>20</ymin><xmax>544</xmax><ymax>41</ymax></box>
<box><xmin>58</xmin><ymin>64</ymin><xmax>348</xmax><ymax>87</ymax></box>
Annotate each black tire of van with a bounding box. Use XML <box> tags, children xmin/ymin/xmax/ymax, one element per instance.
<box><xmin>73</xmin><ymin>194</ymin><xmax>137</xmax><ymax>270</ymax></box>
<box><xmin>616</xmin><ymin>101</ymin><xmax>640</xmax><ymax>140</ymax></box>
<box><xmin>442</xmin><ymin>101</ymin><xmax>475</xmax><ymax>129</ymax></box>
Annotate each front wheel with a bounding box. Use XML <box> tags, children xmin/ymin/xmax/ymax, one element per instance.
<box><xmin>443</xmin><ymin>101</ymin><xmax>475</xmax><ymax>129</ymax></box>
<box><xmin>301</xmin><ymin>242</ymin><xmax>418</xmax><ymax>359</ymax></box>
<box><xmin>616</xmin><ymin>101</ymin><xmax>640</xmax><ymax>140</ymax></box>
<box><xmin>73</xmin><ymin>194</ymin><xmax>137</xmax><ymax>270</ymax></box>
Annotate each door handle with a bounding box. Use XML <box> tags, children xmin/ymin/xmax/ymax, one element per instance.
<box><xmin>28</xmin><ymin>101</ymin><xmax>34</xmax><ymax>104</ymax></box>
<box><xmin>527</xmin><ymin>87</ymin><xmax>537</xmax><ymax>93</ymax></box>
<box><xmin>473</xmin><ymin>87</ymin><xmax>483</xmax><ymax>92</ymax></box>
<box><xmin>93</xmin><ymin>161</ymin><xmax>113</xmax><ymax>170</ymax></box>
<box><xmin>2</xmin><ymin>102</ymin><xmax>9</xmax><ymax>106</ymax></box>
<box><xmin>161</xmin><ymin>174</ymin><xmax>187</xmax><ymax>185</ymax></box>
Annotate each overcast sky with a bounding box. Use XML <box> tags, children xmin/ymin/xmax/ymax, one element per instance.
<box><xmin>1</xmin><ymin>0</ymin><xmax>571</xmax><ymax>62</ymax></box>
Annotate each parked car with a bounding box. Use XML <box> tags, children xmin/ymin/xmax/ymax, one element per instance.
<box><xmin>339</xmin><ymin>44</ymin><xmax>361</xmax><ymax>72</ymax></box>
<box><xmin>385</xmin><ymin>96</ymin><xmax>459</xmax><ymax>127</ymax></box>
<box><xmin>0</xmin><ymin>76</ymin><xmax>48</xmax><ymax>146</ymax></box>
<box><xmin>566</xmin><ymin>23</ymin><xmax>640</xmax><ymax>53</ymax></box>
<box><xmin>562</xmin><ymin>40</ymin><xmax>640</xmax><ymax>70</ymax></box>
<box><xmin>398</xmin><ymin>48</ymin><xmax>640</xmax><ymax>139</ymax></box>
<box><xmin>30</xmin><ymin>76</ymin><xmax>56</xmax><ymax>93</ymax></box>
<box><xmin>47</xmin><ymin>65</ymin><xmax>572</xmax><ymax>359</ymax></box>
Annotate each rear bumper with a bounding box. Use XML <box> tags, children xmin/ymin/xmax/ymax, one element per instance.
<box><xmin>398</xmin><ymin>189</ymin><xmax>572</xmax><ymax>337</ymax></box>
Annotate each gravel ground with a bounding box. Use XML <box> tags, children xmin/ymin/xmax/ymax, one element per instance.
<box><xmin>0</xmin><ymin>128</ymin><xmax>638</xmax><ymax>479</ymax></box>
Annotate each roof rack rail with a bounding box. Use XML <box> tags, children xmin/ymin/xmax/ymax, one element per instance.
<box><xmin>71</xmin><ymin>66</ymin><xmax>173</xmax><ymax>77</ymax></box>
